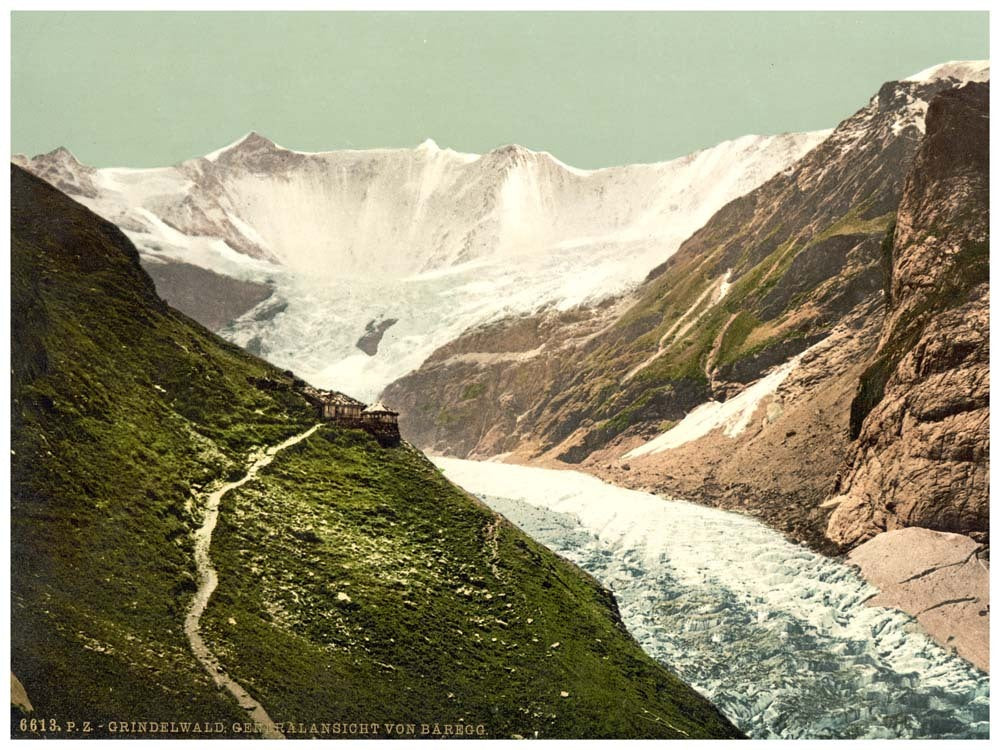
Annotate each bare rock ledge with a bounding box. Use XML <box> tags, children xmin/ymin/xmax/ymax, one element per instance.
<box><xmin>848</xmin><ymin>527</ymin><xmax>989</xmax><ymax>672</ymax></box>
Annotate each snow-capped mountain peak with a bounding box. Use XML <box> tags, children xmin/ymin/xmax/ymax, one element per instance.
<box><xmin>35</xmin><ymin>145</ymin><xmax>85</xmax><ymax>169</ymax></box>
<box><xmin>488</xmin><ymin>143</ymin><xmax>535</xmax><ymax>159</ymax></box>
<box><xmin>46</xmin><ymin>145</ymin><xmax>77</xmax><ymax>159</ymax></box>
<box><xmin>903</xmin><ymin>59</ymin><xmax>989</xmax><ymax>84</ymax></box>
<box><xmin>203</xmin><ymin>131</ymin><xmax>282</xmax><ymax>162</ymax></box>
<box><xmin>19</xmin><ymin>127</ymin><xmax>833</xmax><ymax>399</ymax></box>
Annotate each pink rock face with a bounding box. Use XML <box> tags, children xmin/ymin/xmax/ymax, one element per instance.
<box><xmin>848</xmin><ymin>527</ymin><xmax>989</xmax><ymax>672</ymax></box>
<box><xmin>827</xmin><ymin>82</ymin><xmax>989</xmax><ymax>549</ymax></box>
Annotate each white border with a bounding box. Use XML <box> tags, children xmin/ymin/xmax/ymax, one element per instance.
<box><xmin>1</xmin><ymin>4</ymin><xmax>993</xmax><ymax>748</ymax></box>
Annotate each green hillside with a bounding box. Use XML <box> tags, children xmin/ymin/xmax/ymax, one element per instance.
<box><xmin>10</xmin><ymin>165</ymin><xmax>741</xmax><ymax>739</ymax></box>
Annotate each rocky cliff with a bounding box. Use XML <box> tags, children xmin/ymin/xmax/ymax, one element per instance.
<box><xmin>826</xmin><ymin>82</ymin><xmax>989</xmax><ymax>548</ymax></box>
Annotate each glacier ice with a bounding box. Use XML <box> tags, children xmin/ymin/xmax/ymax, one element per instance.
<box><xmin>433</xmin><ymin>458</ymin><xmax>989</xmax><ymax>739</ymax></box>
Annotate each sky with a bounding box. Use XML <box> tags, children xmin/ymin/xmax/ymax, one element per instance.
<box><xmin>10</xmin><ymin>11</ymin><xmax>990</xmax><ymax>169</ymax></box>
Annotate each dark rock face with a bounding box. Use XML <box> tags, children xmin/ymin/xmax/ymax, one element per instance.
<box><xmin>755</xmin><ymin>234</ymin><xmax>867</xmax><ymax>321</ymax></box>
<box><xmin>827</xmin><ymin>82</ymin><xmax>990</xmax><ymax>548</ymax></box>
<box><xmin>356</xmin><ymin>318</ymin><xmax>398</xmax><ymax>356</ymax></box>
<box><xmin>253</xmin><ymin>299</ymin><xmax>288</xmax><ymax>322</ymax></box>
<box><xmin>712</xmin><ymin>334</ymin><xmax>825</xmax><ymax>387</ymax></box>
<box><xmin>142</xmin><ymin>259</ymin><xmax>274</xmax><ymax>331</ymax></box>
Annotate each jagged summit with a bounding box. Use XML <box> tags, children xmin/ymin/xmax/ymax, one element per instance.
<box><xmin>903</xmin><ymin>60</ymin><xmax>989</xmax><ymax>84</ymax></box>
<box><xmin>22</xmin><ymin>144</ymin><xmax>98</xmax><ymax>199</ymax></box>
<box><xmin>204</xmin><ymin>130</ymin><xmax>279</xmax><ymax>161</ymax></box>
<box><xmin>486</xmin><ymin>143</ymin><xmax>542</xmax><ymax>161</ymax></box>
<box><xmin>35</xmin><ymin>145</ymin><xmax>83</xmax><ymax>165</ymax></box>
<box><xmin>479</xmin><ymin>143</ymin><xmax>561</xmax><ymax>174</ymax></box>
<box><xmin>237</xmin><ymin>130</ymin><xmax>275</xmax><ymax>147</ymax></box>
<box><xmin>490</xmin><ymin>143</ymin><xmax>532</xmax><ymax>155</ymax></box>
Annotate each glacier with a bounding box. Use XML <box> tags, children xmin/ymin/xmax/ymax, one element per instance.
<box><xmin>19</xmin><ymin>130</ymin><xmax>829</xmax><ymax>401</ymax></box>
<box><xmin>432</xmin><ymin>457</ymin><xmax>990</xmax><ymax>739</ymax></box>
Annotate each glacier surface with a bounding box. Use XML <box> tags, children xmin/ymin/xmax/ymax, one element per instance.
<box><xmin>433</xmin><ymin>457</ymin><xmax>990</xmax><ymax>739</ymax></box>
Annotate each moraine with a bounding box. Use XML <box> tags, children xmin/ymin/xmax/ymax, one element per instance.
<box><xmin>433</xmin><ymin>457</ymin><xmax>989</xmax><ymax>740</ymax></box>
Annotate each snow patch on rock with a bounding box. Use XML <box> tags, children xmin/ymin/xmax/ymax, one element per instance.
<box><xmin>903</xmin><ymin>60</ymin><xmax>989</xmax><ymax>84</ymax></box>
<box><xmin>625</xmin><ymin>346</ymin><xmax>813</xmax><ymax>458</ymax></box>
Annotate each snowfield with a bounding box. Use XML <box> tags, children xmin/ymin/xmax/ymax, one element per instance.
<box><xmin>625</xmin><ymin>342</ymin><xmax>816</xmax><ymax>457</ymax></box>
<box><xmin>903</xmin><ymin>60</ymin><xmax>989</xmax><ymax>83</ymax></box>
<box><xmin>20</xmin><ymin>130</ymin><xmax>830</xmax><ymax>400</ymax></box>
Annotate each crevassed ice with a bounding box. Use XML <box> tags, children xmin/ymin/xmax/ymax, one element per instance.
<box><xmin>433</xmin><ymin>458</ymin><xmax>989</xmax><ymax>739</ymax></box>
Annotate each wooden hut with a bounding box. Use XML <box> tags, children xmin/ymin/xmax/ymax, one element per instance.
<box><xmin>361</xmin><ymin>401</ymin><xmax>401</xmax><ymax>446</ymax></box>
<box><xmin>321</xmin><ymin>392</ymin><xmax>364</xmax><ymax>423</ymax></box>
<box><xmin>362</xmin><ymin>401</ymin><xmax>399</xmax><ymax>425</ymax></box>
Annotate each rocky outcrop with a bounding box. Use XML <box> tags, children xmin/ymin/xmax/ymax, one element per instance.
<box><xmin>826</xmin><ymin>83</ymin><xmax>989</xmax><ymax>548</ymax></box>
<box><xmin>848</xmin><ymin>528</ymin><xmax>989</xmax><ymax>672</ymax></box>
<box><xmin>143</xmin><ymin>259</ymin><xmax>274</xmax><ymax>331</ymax></box>
<box><xmin>12</xmin><ymin>147</ymin><xmax>99</xmax><ymax>199</ymax></box>
<box><xmin>11</xmin><ymin>673</ymin><xmax>33</xmax><ymax>714</ymax></box>
<box><xmin>355</xmin><ymin>317</ymin><xmax>398</xmax><ymax>356</ymax></box>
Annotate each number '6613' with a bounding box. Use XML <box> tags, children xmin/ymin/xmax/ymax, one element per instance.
<box><xmin>19</xmin><ymin>718</ymin><xmax>61</xmax><ymax>732</ymax></box>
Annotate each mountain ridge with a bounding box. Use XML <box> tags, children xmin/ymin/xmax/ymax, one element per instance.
<box><xmin>17</xmin><ymin>121</ymin><xmax>828</xmax><ymax>401</ymax></box>
<box><xmin>385</xmin><ymin>71</ymin><xmax>982</xmax><ymax>463</ymax></box>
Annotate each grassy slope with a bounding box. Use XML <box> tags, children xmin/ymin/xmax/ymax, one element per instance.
<box><xmin>11</xmin><ymin>165</ymin><xmax>315</xmax><ymax>735</ymax></box>
<box><xmin>206</xmin><ymin>429</ymin><xmax>736</xmax><ymax>738</ymax></box>
<box><xmin>10</xmin><ymin>166</ymin><xmax>741</xmax><ymax>739</ymax></box>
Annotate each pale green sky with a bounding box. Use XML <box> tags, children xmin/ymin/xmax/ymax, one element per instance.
<box><xmin>10</xmin><ymin>11</ymin><xmax>989</xmax><ymax>169</ymax></box>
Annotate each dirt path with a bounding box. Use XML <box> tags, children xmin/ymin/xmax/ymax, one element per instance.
<box><xmin>184</xmin><ymin>424</ymin><xmax>322</xmax><ymax>739</ymax></box>
<box><xmin>483</xmin><ymin>515</ymin><xmax>504</xmax><ymax>581</ymax></box>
